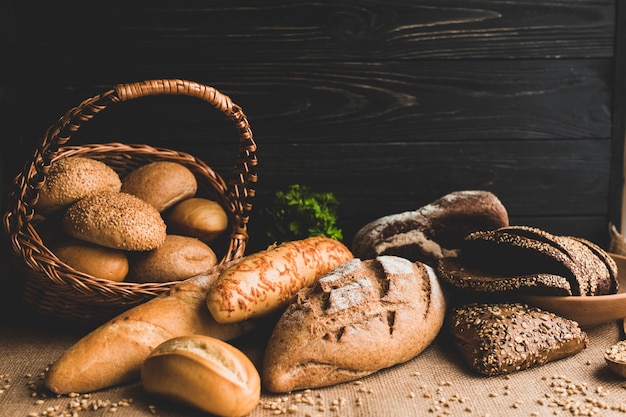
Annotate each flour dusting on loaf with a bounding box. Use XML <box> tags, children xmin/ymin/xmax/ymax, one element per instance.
<box><xmin>262</xmin><ymin>256</ymin><xmax>446</xmax><ymax>393</ymax></box>
<box><xmin>351</xmin><ymin>190</ymin><xmax>509</xmax><ymax>266</ymax></box>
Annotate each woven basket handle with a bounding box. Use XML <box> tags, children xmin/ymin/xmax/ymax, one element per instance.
<box><xmin>17</xmin><ymin>79</ymin><xmax>257</xmax><ymax>235</ymax></box>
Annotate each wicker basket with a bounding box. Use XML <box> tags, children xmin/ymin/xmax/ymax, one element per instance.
<box><xmin>2</xmin><ymin>79</ymin><xmax>258</xmax><ymax>322</ymax></box>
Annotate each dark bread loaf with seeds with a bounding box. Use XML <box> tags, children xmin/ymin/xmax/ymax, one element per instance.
<box><xmin>351</xmin><ymin>190</ymin><xmax>509</xmax><ymax>267</ymax></box>
<box><xmin>437</xmin><ymin>226</ymin><xmax>618</xmax><ymax>296</ymax></box>
<box><xmin>448</xmin><ymin>303</ymin><xmax>588</xmax><ymax>376</ymax></box>
<box><xmin>262</xmin><ymin>256</ymin><xmax>446</xmax><ymax>393</ymax></box>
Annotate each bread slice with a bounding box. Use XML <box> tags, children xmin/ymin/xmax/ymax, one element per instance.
<box><xmin>262</xmin><ymin>256</ymin><xmax>446</xmax><ymax>393</ymax></box>
<box><xmin>448</xmin><ymin>303</ymin><xmax>588</xmax><ymax>376</ymax></box>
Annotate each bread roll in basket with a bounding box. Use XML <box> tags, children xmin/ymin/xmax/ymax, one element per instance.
<box><xmin>2</xmin><ymin>79</ymin><xmax>258</xmax><ymax>323</ymax></box>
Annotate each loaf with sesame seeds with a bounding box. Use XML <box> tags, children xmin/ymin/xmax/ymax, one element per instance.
<box><xmin>351</xmin><ymin>190</ymin><xmax>509</xmax><ymax>267</ymax></box>
<box><xmin>36</xmin><ymin>156</ymin><xmax>122</xmax><ymax>215</ymax></box>
<box><xmin>261</xmin><ymin>256</ymin><xmax>446</xmax><ymax>393</ymax></box>
<box><xmin>62</xmin><ymin>191</ymin><xmax>167</xmax><ymax>251</ymax></box>
<box><xmin>447</xmin><ymin>303</ymin><xmax>588</xmax><ymax>376</ymax></box>
<box><xmin>437</xmin><ymin>226</ymin><xmax>618</xmax><ymax>297</ymax></box>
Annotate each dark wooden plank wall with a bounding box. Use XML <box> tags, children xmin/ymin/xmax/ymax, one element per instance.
<box><xmin>1</xmin><ymin>0</ymin><xmax>623</xmax><ymax>252</ymax></box>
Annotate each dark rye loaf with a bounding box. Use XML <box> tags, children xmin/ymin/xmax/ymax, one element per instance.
<box><xmin>448</xmin><ymin>303</ymin><xmax>588</xmax><ymax>376</ymax></box>
<box><xmin>351</xmin><ymin>190</ymin><xmax>509</xmax><ymax>267</ymax></box>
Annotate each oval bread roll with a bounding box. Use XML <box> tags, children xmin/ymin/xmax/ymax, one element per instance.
<box><xmin>167</xmin><ymin>198</ymin><xmax>229</xmax><ymax>243</ymax></box>
<box><xmin>36</xmin><ymin>157</ymin><xmax>122</xmax><ymax>214</ymax></box>
<box><xmin>54</xmin><ymin>241</ymin><xmax>129</xmax><ymax>282</ymax></box>
<box><xmin>121</xmin><ymin>161</ymin><xmax>198</xmax><ymax>212</ymax></box>
<box><xmin>141</xmin><ymin>335</ymin><xmax>260</xmax><ymax>417</ymax></box>
<box><xmin>63</xmin><ymin>191</ymin><xmax>167</xmax><ymax>251</ymax></box>
<box><xmin>129</xmin><ymin>235</ymin><xmax>218</xmax><ymax>283</ymax></box>
<box><xmin>262</xmin><ymin>256</ymin><xmax>446</xmax><ymax>392</ymax></box>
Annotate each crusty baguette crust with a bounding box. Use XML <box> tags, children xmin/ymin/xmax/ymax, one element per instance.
<box><xmin>262</xmin><ymin>256</ymin><xmax>446</xmax><ymax>393</ymax></box>
<box><xmin>44</xmin><ymin>259</ymin><xmax>253</xmax><ymax>394</ymax></box>
<box><xmin>206</xmin><ymin>236</ymin><xmax>354</xmax><ymax>323</ymax></box>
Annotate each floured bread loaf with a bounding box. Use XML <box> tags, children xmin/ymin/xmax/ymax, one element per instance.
<box><xmin>437</xmin><ymin>226</ymin><xmax>618</xmax><ymax>296</ymax></box>
<box><xmin>351</xmin><ymin>190</ymin><xmax>509</xmax><ymax>267</ymax></box>
<box><xmin>262</xmin><ymin>256</ymin><xmax>446</xmax><ymax>393</ymax></box>
<box><xmin>448</xmin><ymin>303</ymin><xmax>588</xmax><ymax>376</ymax></box>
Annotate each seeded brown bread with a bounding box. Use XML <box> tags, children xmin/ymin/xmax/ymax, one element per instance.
<box><xmin>262</xmin><ymin>256</ymin><xmax>446</xmax><ymax>393</ymax></box>
<box><xmin>36</xmin><ymin>157</ymin><xmax>122</xmax><ymax>215</ymax></box>
<box><xmin>44</xmin><ymin>259</ymin><xmax>255</xmax><ymax>394</ymax></box>
<box><xmin>63</xmin><ymin>191</ymin><xmax>167</xmax><ymax>251</ymax></box>
<box><xmin>121</xmin><ymin>161</ymin><xmax>198</xmax><ymax>212</ymax></box>
<box><xmin>439</xmin><ymin>226</ymin><xmax>617</xmax><ymax>296</ymax></box>
<box><xmin>447</xmin><ymin>303</ymin><xmax>588</xmax><ymax>376</ymax></box>
<box><xmin>129</xmin><ymin>234</ymin><xmax>218</xmax><ymax>283</ymax></box>
<box><xmin>351</xmin><ymin>190</ymin><xmax>509</xmax><ymax>267</ymax></box>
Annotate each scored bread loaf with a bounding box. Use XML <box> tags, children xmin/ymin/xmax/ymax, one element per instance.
<box><xmin>351</xmin><ymin>190</ymin><xmax>509</xmax><ymax>267</ymax></box>
<box><xmin>262</xmin><ymin>256</ymin><xmax>446</xmax><ymax>393</ymax></box>
<box><xmin>447</xmin><ymin>303</ymin><xmax>588</xmax><ymax>376</ymax></box>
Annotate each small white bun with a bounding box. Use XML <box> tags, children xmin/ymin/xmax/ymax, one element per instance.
<box><xmin>141</xmin><ymin>335</ymin><xmax>260</xmax><ymax>417</ymax></box>
<box><xmin>121</xmin><ymin>161</ymin><xmax>197</xmax><ymax>212</ymax></box>
<box><xmin>37</xmin><ymin>157</ymin><xmax>121</xmax><ymax>215</ymax></box>
<box><xmin>63</xmin><ymin>191</ymin><xmax>167</xmax><ymax>251</ymax></box>
<box><xmin>129</xmin><ymin>234</ymin><xmax>218</xmax><ymax>283</ymax></box>
<box><xmin>54</xmin><ymin>241</ymin><xmax>129</xmax><ymax>282</ymax></box>
<box><xmin>167</xmin><ymin>198</ymin><xmax>229</xmax><ymax>243</ymax></box>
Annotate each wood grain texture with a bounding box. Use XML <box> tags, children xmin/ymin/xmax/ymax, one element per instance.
<box><xmin>1</xmin><ymin>0</ymin><xmax>621</xmax><ymax>251</ymax></box>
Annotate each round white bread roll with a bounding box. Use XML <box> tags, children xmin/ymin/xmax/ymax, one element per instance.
<box><xmin>63</xmin><ymin>191</ymin><xmax>167</xmax><ymax>251</ymax></box>
<box><xmin>141</xmin><ymin>335</ymin><xmax>260</xmax><ymax>417</ymax></box>
<box><xmin>54</xmin><ymin>241</ymin><xmax>129</xmax><ymax>282</ymax></box>
<box><xmin>129</xmin><ymin>234</ymin><xmax>218</xmax><ymax>283</ymax></box>
<box><xmin>167</xmin><ymin>198</ymin><xmax>229</xmax><ymax>243</ymax></box>
<box><xmin>121</xmin><ymin>161</ymin><xmax>197</xmax><ymax>212</ymax></box>
<box><xmin>36</xmin><ymin>157</ymin><xmax>122</xmax><ymax>214</ymax></box>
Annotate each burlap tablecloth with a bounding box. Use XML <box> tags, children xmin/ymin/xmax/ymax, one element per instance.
<box><xmin>2</xmin><ymin>264</ymin><xmax>626</xmax><ymax>417</ymax></box>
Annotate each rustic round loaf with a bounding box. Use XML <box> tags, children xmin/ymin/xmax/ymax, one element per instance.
<box><xmin>121</xmin><ymin>161</ymin><xmax>198</xmax><ymax>212</ymax></box>
<box><xmin>36</xmin><ymin>156</ymin><xmax>122</xmax><ymax>215</ymax></box>
<box><xmin>62</xmin><ymin>191</ymin><xmax>167</xmax><ymax>251</ymax></box>
<box><xmin>129</xmin><ymin>234</ymin><xmax>218</xmax><ymax>283</ymax></box>
<box><xmin>53</xmin><ymin>241</ymin><xmax>129</xmax><ymax>282</ymax></box>
<box><xmin>166</xmin><ymin>198</ymin><xmax>229</xmax><ymax>243</ymax></box>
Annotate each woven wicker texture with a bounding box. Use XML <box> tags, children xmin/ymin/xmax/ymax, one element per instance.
<box><xmin>2</xmin><ymin>79</ymin><xmax>258</xmax><ymax>322</ymax></box>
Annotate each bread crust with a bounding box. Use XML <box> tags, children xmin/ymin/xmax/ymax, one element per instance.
<box><xmin>121</xmin><ymin>161</ymin><xmax>197</xmax><ymax>212</ymax></box>
<box><xmin>261</xmin><ymin>256</ymin><xmax>446</xmax><ymax>393</ymax></box>
<box><xmin>351</xmin><ymin>190</ymin><xmax>509</xmax><ymax>266</ymax></box>
<box><xmin>447</xmin><ymin>303</ymin><xmax>588</xmax><ymax>376</ymax></box>
<box><xmin>37</xmin><ymin>157</ymin><xmax>121</xmax><ymax>214</ymax></box>
<box><xmin>63</xmin><ymin>191</ymin><xmax>167</xmax><ymax>251</ymax></box>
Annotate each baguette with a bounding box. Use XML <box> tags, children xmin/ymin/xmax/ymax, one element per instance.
<box><xmin>206</xmin><ymin>236</ymin><xmax>354</xmax><ymax>324</ymax></box>
<box><xmin>44</xmin><ymin>259</ymin><xmax>254</xmax><ymax>394</ymax></box>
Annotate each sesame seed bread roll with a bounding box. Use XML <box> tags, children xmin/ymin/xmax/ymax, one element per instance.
<box><xmin>262</xmin><ymin>256</ymin><xmax>446</xmax><ymax>393</ymax></box>
<box><xmin>167</xmin><ymin>198</ymin><xmax>229</xmax><ymax>244</ymax></box>
<box><xmin>36</xmin><ymin>157</ymin><xmax>122</xmax><ymax>215</ymax></box>
<box><xmin>63</xmin><ymin>191</ymin><xmax>166</xmax><ymax>251</ymax></box>
<box><xmin>44</xmin><ymin>259</ymin><xmax>255</xmax><ymax>394</ymax></box>
<box><xmin>207</xmin><ymin>236</ymin><xmax>354</xmax><ymax>324</ymax></box>
<box><xmin>54</xmin><ymin>241</ymin><xmax>129</xmax><ymax>282</ymax></box>
<box><xmin>351</xmin><ymin>190</ymin><xmax>509</xmax><ymax>267</ymax></box>
<box><xmin>447</xmin><ymin>303</ymin><xmax>588</xmax><ymax>376</ymax></box>
<box><xmin>121</xmin><ymin>161</ymin><xmax>198</xmax><ymax>212</ymax></box>
<box><xmin>129</xmin><ymin>234</ymin><xmax>218</xmax><ymax>283</ymax></box>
